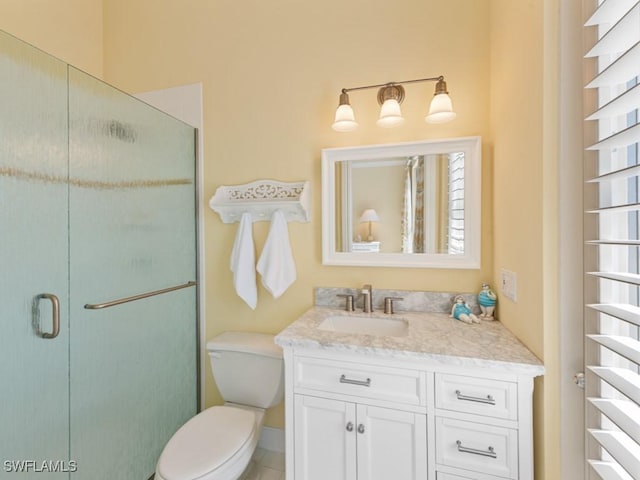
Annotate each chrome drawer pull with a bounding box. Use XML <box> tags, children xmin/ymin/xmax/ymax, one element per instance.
<box><xmin>455</xmin><ymin>389</ymin><xmax>496</xmax><ymax>405</ymax></box>
<box><xmin>456</xmin><ymin>440</ymin><xmax>497</xmax><ymax>459</ymax></box>
<box><xmin>339</xmin><ymin>374</ymin><xmax>371</xmax><ymax>387</ymax></box>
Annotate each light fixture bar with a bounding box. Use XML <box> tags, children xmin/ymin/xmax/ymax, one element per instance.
<box><xmin>339</xmin><ymin>76</ymin><xmax>444</xmax><ymax>94</ymax></box>
<box><xmin>331</xmin><ymin>75</ymin><xmax>456</xmax><ymax>132</ymax></box>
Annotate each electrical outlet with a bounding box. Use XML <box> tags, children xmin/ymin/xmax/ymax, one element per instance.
<box><xmin>500</xmin><ymin>269</ymin><xmax>518</xmax><ymax>302</ymax></box>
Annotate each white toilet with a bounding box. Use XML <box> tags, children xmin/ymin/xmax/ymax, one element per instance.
<box><xmin>155</xmin><ymin>332</ymin><xmax>284</xmax><ymax>480</ymax></box>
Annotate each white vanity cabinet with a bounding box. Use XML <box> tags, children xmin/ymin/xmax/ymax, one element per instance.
<box><xmin>281</xmin><ymin>349</ymin><xmax>538</xmax><ymax>480</ymax></box>
<box><xmin>290</xmin><ymin>353</ymin><xmax>427</xmax><ymax>480</ymax></box>
<box><xmin>275</xmin><ymin>307</ymin><xmax>544</xmax><ymax>480</ymax></box>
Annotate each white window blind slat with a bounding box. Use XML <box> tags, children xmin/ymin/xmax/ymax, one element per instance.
<box><xmin>588</xmin><ymin>335</ymin><xmax>640</xmax><ymax>364</ymax></box>
<box><xmin>586</xmin><ymin>84</ymin><xmax>640</xmax><ymax>122</ymax></box>
<box><xmin>589</xmin><ymin>398</ymin><xmax>640</xmax><ymax>445</ymax></box>
<box><xmin>587</xmin><ymin>122</ymin><xmax>640</xmax><ymax>150</ymax></box>
<box><xmin>586</xmin><ymin>240</ymin><xmax>640</xmax><ymax>246</ymax></box>
<box><xmin>587</xmin><ymin>304</ymin><xmax>640</xmax><ymax>328</ymax></box>
<box><xmin>589</xmin><ymin>430</ymin><xmax>640</xmax><ymax>478</ymax></box>
<box><xmin>588</xmin><ymin>272</ymin><xmax>640</xmax><ymax>286</ymax></box>
<box><xmin>586</xmin><ymin>162</ymin><xmax>640</xmax><ymax>183</ymax></box>
<box><xmin>587</xmin><ymin>203</ymin><xmax>640</xmax><ymax>215</ymax></box>
<box><xmin>589</xmin><ymin>460</ymin><xmax>635</xmax><ymax>480</ymax></box>
<box><xmin>585</xmin><ymin>5</ymin><xmax>640</xmax><ymax>58</ymax></box>
<box><xmin>585</xmin><ymin>0</ymin><xmax>639</xmax><ymax>27</ymax></box>
<box><xmin>588</xmin><ymin>367</ymin><xmax>640</xmax><ymax>404</ymax></box>
<box><xmin>585</xmin><ymin>42</ymin><xmax>640</xmax><ymax>89</ymax></box>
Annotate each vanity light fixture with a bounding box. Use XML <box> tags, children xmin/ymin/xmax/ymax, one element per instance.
<box><xmin>359</xmin><ymin>209</ymin><xmax>380</xmax><ymax>241</ymax></box>
<box><xmin>331</xmin><ymin>76</ymin><xmax>456</xmax><ymax>132</ymax></box>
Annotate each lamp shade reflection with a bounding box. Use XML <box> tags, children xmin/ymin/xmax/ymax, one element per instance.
<box><xmin>359</xmin><ymin>209</ymin><xmax>380</xmax><ymax>241</ymax></box>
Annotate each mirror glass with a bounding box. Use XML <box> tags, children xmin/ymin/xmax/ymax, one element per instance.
<box><xmin>322</xmin><ymin>137</ymin><xmax>481</xmax><ymax>268</ymax></box>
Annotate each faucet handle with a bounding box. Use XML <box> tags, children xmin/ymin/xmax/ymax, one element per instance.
<box><xmin>361</xmin><ymin>289</ymin><xmax>372</xmax><ymax>313</ymax></box>
<box><xmin>384</xmin><ymin>297</ymin><xmax>403</xmax><ymax>314</ymax></box>
<box><xmin>336</xmin><ymin>294</ymin><xmax>355</xmax><ymax>312</ymax></box>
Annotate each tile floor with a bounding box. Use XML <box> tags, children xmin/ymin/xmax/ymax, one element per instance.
<box><xmin>239</xmin><ymin>447</ymin><xmax>285</xmax><ymax>480</ymax></box>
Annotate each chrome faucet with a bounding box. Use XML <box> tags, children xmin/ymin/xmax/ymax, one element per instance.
<box><xmin>362</xmin><ymin>284</ymin><xmax>373</xmax><ymax>313</ymax></box>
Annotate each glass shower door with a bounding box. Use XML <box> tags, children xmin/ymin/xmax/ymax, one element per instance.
<box><xmin>0</xmin><ymin>31</ymin><xmax>71</xmax><ymax>478</ymax></box>
<box><xmin>67</xmin><ymin>67</ymin><xmax>197</xmax><ymax>479</ymax></box>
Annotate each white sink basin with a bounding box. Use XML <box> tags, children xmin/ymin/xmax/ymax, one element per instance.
<box><xmin>318</xmin><ymin>315</ymin><xmax>409</xmax><ymax>337</ymax></box>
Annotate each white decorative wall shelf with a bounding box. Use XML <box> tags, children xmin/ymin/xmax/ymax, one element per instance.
<box><xmin>209</xmin><ymin>179</ymin><xmax>311</xmax><ymax>223</ymax></box>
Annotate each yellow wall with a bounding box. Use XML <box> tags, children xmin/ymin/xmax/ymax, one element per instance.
<box><xmin>490</xmin><ymin>0</ymin><xmax>543</xmax><ymax>472</ymax></box>
<box><xmin>490</xmin><ymin>1</ymin><xmax>560</xmax><ymax>479</ymax></box>
<box><xmin>0</xmin><ymin>0</ymin><xmax>103</xmax><ymax>77</ymax></box>
<box><xmin>101</xmin><ymin>0</ymin><xmax>494</xmax><ymax>428</ymax></box>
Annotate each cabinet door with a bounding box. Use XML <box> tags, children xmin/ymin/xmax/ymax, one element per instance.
<box><xmin>294</xmin><ymin>395</ymin><xmax>357</xmax><ymax>480</ymax></box>
<box><xmin>356</xmin><ymin>405</ymin><xmax>427</xmax><ymax>480</ymax></box>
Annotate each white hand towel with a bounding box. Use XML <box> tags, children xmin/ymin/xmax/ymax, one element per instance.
<box><xmin>257</xmin><ymin>210</ymin><xmax>296</xmax><ymax>298</ymax></box>
<box><xmin>230</xmin><ymin>212</ymin><xmax>257</xmax><ymax>309</ymax></box>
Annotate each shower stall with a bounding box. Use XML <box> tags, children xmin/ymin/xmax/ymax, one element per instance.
<box><xmin>0</xmin><ymin>31</ymin><xmax>198</xmax><ymax>479</ymax></box>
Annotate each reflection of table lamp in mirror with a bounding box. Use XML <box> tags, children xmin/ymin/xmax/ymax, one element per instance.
<box><xmin>359</xmin><ymin>209</ymin><xmax>380</xmax><ymax>241</ymax></box>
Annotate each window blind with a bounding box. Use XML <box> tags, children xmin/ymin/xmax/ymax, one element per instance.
<box><xmin>447</xmin><ymin>152</ymin><xmax>464</xmax><ymax>255</ymax></box>
<box><xmin>584</xmin><ymin>1</ymin><xmax>640</xmax><ymax>479</ymax></box>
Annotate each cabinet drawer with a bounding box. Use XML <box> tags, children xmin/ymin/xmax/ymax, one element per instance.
<box><xmin>294</xmin><ymin>356</ymin><xmax>423</xmax><ymax>405</ymax></box>
<box><xmin>435</xmin><ymin>373</ymin><xmax>517</xmax><ymax>420</ymax></box>
<box><xmin>436</xmin><ymin>417</ymin><xmax>518</xmax><ymax>479</ymax></box>
<box><xmin>437</xmin><ymin>473</ymin><xmax>475</xmax><ymax>480</ymax></box>
<box><xmin>437</xmin><ymin>471</ymin><xmax>505</xmax><ymax>480</ymax></box>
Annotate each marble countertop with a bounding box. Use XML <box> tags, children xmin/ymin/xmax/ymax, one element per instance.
<box><xmin>275</xmin><ymin>307</ymin><xmax>544</xmax><ymax>376</ymax></box>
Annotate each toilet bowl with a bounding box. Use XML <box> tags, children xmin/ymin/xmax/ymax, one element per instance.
<box><xmin>154</xmin><ymin>332</ymin><xmax>283</xmax><ymax>480</ymax></box>
<box><xmin>155</xmin><ymin>405</ymin><xmax>264</xmax><ymax>480</ymax></box>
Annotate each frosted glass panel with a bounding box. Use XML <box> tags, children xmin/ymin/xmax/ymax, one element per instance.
<box><xmin>68</xmin><ymin>68</ymin><xmax>197</xmax><ymax>479</ymax></box>
<box><xmin>0</xmin><ymin>31</ymin><xmax>70</xmax><ymax>477</ymax></box>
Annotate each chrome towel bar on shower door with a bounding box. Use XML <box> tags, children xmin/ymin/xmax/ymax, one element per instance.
<box><xmin>84</xmin><ymin>281</ymin><xmax>197</xmax><ymax>310</ymax></box>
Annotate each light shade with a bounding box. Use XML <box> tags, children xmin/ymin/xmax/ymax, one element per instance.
<box><xmin>359</xmin><ymin>209</ymin><xmax>380</xmax><ymax>241</ymax></box>
<box><xmin>332</xmin><ymin>104</ymin><xmax>358</xmax><ymax>132</ymax></box>
<box><xmin>376</xmin><ymin>99</ymin><xmax>405</xmax><ymax>128</ymax></box>
<box><xmin>425</xmin><ymin>93</ymin><xmax>456</xmax><ymax>124</ymax></box>
<box><xmin>359</xmin><ymin>209</ymin><xmax>380</xmax><ymax>223</ymax></box>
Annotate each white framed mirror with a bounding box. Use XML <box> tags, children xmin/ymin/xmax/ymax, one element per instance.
<box><xmin>321</xmin><ymin>136</ymin><xmax>481</xmax><ymax>268</ymax></box>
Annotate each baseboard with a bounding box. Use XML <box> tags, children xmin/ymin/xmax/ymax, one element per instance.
<box><xmin>258</xmin><ymin>426</ymin><xmax>285</xmax><ymax>453</ymax></box>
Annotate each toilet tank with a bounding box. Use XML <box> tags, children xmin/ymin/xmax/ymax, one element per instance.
<box><xmin>206</xmin><ymin>332</ymin><xmax>284</xmax><ymax>409</ymax></box>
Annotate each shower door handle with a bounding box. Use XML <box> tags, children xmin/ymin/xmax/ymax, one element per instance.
<box><xmin>36</xmin><ymin>293</ymin><xmax>61</xmax><ymax>339</ymax></box>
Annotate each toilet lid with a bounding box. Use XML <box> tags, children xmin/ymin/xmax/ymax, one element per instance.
<box><xmin>157</xmin><ymin>406</ymin><xmax>256</xmax><ymax>480</ymax></box>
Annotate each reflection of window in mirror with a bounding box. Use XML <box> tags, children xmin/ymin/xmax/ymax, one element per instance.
<box><xmin>338</xmin><ymin>154</ymin><xmax>465</xmax><ymax>255</ymax></box>
<box><xmin>448</xmin><ymin>152</ymin><xmax>465</xmax><ymax>255</ymax></box>
<box><xmin>422</xmin><ymin>152</ymin><xmax>466</xmax><ymax>255</ymax></box>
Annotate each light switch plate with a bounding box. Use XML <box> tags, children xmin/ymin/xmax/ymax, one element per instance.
<box><xmin>500</xmin><ymin>268</ymin><xmax>518</xmax><ymax>302</ymax></box>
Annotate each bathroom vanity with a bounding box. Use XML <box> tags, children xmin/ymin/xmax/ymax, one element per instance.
<box><xmin>275</xmin><ymin>306</ymin><xmax>544</xmax><ymax>480</ymax></box>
